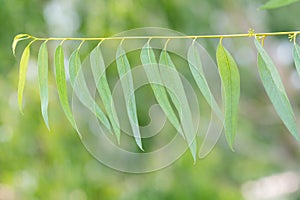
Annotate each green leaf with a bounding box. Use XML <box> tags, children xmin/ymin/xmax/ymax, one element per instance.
<box><xmin>69</xmin><ymin>48</ymin><xmax>112</xmax><ymax>134</ymax></box>
<box><xmin>187</xmin><ymin>42</ymin><xmax>223</xmax><ymax>119</ymax></box>
<box><xmin>12</xmin><ymin>34</ymin><xmax>30</xmax><ymax>56</ymax></box>
<box><xmin>159</xmin><ymin>49</ymin><xmax>197</xmax><ymax>161</ymax></box>
<box><xmin>38</xmin><ymin>41</ymin><xmax>50</xmax><ymax>129</ymax></box>
<box><xmin>116</xmin><ymin>45</ymin><xmax>143</xmax><ymax>150</ymax></box>
<box><xmin>260</xmin><ymin>0</ymin><xmax>300</xmax><ymax>9</ymax></box>
<box><xmin>140</xmin><ymin>43</ymin><xmax>183</xmax><ymax>138</ymax></box>
<box><xmin>18</xmin><ymin>43</ymin><xmax>31</xmax><ymax>113</ymax></box>
<box><xmin>293</xmin><ymin>43</ymin><xmax>300</xmax><ymax>77</ymax></box>
<box><xmin>255</xmin><ymin>39</ymin><xmax>299</xmax><ymax>141</ymax></box>
<box><xmin>90</xmin><ymin>46</ymin><xmax>121</xmax><ymax>143</ymax></box>
<box><xmin>216</xmin><ymin>42</ymin><xmax>240</xmax><ymax>150</ymax></box>
<box><xmin>54</xmin><ymin>45</ymin><xmax>78</xmax><ymax>132</ymax></box>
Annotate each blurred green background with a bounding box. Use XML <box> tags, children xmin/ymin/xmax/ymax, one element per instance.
<box><xmin>1</xmin><ymin>0</ymin><xmax>300</xmax><ymax>199</ymax></box>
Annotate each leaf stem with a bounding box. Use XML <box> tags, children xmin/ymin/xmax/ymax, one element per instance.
<box><xmin>22</xmin><ymin>31</ymin><xmax>300</xmax><ymax>42</ymax></box>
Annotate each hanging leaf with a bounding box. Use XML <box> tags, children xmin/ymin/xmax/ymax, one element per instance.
<box><xmin>140</xmin><ymin>42</ymin><xmax>183</xmax><ymax>137</ymax></box>
<box><xmin>90</xmin><ymin>46</ymin><xmax>121</xmax><ymax>143</ymax></box>
<box><xmin>216</xmin><ymin>42</ymin><xmax>240</xmax><ymax>150</ymax></box>
<box><xmin>54</xmin><ymin>45</ymin><xmax>78</xmax><ymax>132</ymax></box>
<box><xmin>38</xmin><ymin>41</ymin><xmax>50</xmax><ymax>129</ymax></box>
<box><xmin>293</xmin><ymin>43</ymin><xmax>300</xmax><ymax>77</ymax></box>
<box><xmin>69</xmin><ymin>48</ymin><xmax>112</xmax><ymax>134</ymax></box>
<box><xmin>260</xmin><ymin>0</ymin><xmax>300</xmax><ymax>9</ymax></box>
<box><xmin>18</xmin><ymin>43</ymin><xmax>31</xmax><ymax>113</ymax></box>
<box><xmin>187</xmin><ymin>42</ymin><xmax>224</xmax><ymax>158</ymax></box>
<box><xmin>116</xmin><ymin>44</ymin><xmax>143</xmax><ymax>150</ymax></box>
<box><xmin>187</xmin><ymin>42</ymin><xmax>223</xmax><ymax>119</ymax></box>
<box><xmin>159</xmin><ymin>49</ymin><xmax>197</xmax><ymax>161</ymax></box>
<box><xmin>255</xmin><ymin>39</ymin><xmax>299</xmax><ymax>141</ymax></box>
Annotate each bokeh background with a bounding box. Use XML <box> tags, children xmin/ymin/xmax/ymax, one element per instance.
<box><xmin>1</xmin><ymin>0</ymin><xmax>300</xmax><ymax>199</ymax></box>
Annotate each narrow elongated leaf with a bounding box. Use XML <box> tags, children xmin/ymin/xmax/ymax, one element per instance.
<box><xmin>260</xmin><ymin>0</ymin><xmax>300</xmax><ymax>9</ymax></box>
<box><xmin>69</xmin><ymin>49</ymin><xmax>112</xmax><ymax>134</ymax></box>
<box><xmin>38</xmin><ymin>41</ymin><xmax>50</xmax><ymax>129</ymax></box>
<box><xmin>18</xmin><ymin>43</ymin><xmax>31</xmax><ymax>113</ymax></box>
<box><xmin>159</xmin><ymin>49</ymin><xmax>197</xmax><ymax>161</ymax></box>
<box><xmin>90</xmin><ymin>46</ymin><xmax>121</xmax><ymax>143</ymax></box>
<box><xmin>54</xmin><ymin>45</ymin><xmax>78</xmax><ymax>131</ymax></box>
<box><xmin>216</xmin><ymin>43</ymin><xmax>240</xmax><ymax>150</ymax></box>
<box><xmin>293</xmin><ymin>43</ymin><xmax>300</xmax><ymax>77</ymax></box>
<box><xmin>188</xmin><ymin>43</ymin><xmax>223</xmax><ymax>119</ymax></box>
<box><xmin>140</xmin><ymin>43</ymin><xmax>183</xmax><ymax>137</ymax></box>
<box><xmin>255</xmin><ymin>39</ymin><xmax>299</xmax><ymax>141</ymax></box>
<box><xmin>116</xmin><ymin>45</ymin><xmax>143</xmax><ymax>150</ymax></box>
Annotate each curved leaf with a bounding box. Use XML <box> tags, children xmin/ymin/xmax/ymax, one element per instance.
<box><xmin>216</xmin><ymin>42</ymin><xmax>240</xmax><ymax>150</ymax></box>
<box><xmin>116</xmin><ymin>45</ymin><xmax>143</xmax><ymax>150</ymax></box>
<box><xmin>38</xmin><ymin>41</ymin><xmax>50</xmax><ymax>129</ymax></box>
<box><xmin>12</xmin><ymin>34</ymin><xmax>30</xmax><ymax>56</ymax></box>
<box><xmin>255</xmin><ymin>39</ymin><xmax>299</xmax><ymax>141</ymax></box>
<box><xmin>140</xmin><ymin>43</ymin><xmax>183</xmax><ymax>137</ymax></box>
<box><xmin>54</xmin><ymin>45</ymin><xmax>78</xmax><ymax>132</ymax></box>
<box><xmin>293</xmin><ymin>43</ymin><xmax>300</xmax><ymax>77</ymax></box>
<box><xmin>159</xmin><ymin>49</ymin><xmax>197</xmax><ymax>161</ymax></box>
<box><xmin>90</xmin><ymin>46</ymin><xmax>121</xmax><ymax>143</ymax></box>
<box><xmin>187</xmin><ymin>42</ymin><xmax>223</xmax><ymax>119</ymax></box>
<box><xmin>69</xmin><ymin>49</ymin><xmax>112</xmax><ymax>134</ymax></box>
<box><xmin>260</xmin><ymin>0</ymin><xmax>300</xmax><ymax>9</ymax></box>
<box><xmin>18</xmin><ymin>43</ymin><xmax>31</xmax><ymax>113</ymax></box>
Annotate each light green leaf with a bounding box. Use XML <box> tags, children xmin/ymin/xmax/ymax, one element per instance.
<box><xmin>255</xmin><ymin>39</ymin><xmax>299</xmax><ymax>141</ymax></box>
<box><xmin>187</xmin><ymin>42</ymin><xmax>223</xmax><ymax>119</ymax></box>
<box><xmin>140</xmin><ymin>43</ymin><xmax>183</xmax><ymax>138</ymax></box>
<box><xmin>12</xmin><ymin>34</ymin><xmax>30</xmax><ymax>56</ymax></box>
<box><xmin>293</xmin><ymin>43</ymin><xmax>300</xmax><ymax>77</ymax></box>
<box><xmin>116</xmin><ymin>45</ymin><xmax>143</xmax><ymax>150</ymax></box>
<box><xmin>260</xmin><ymin>0</ymin><xmax>300</xmax><ymax>9</ymax></box>
<box><xmin>18</xmin><ymin>43</ymin><xmax>31</xmax><ymax>113</ymax></box>
<box><xmin>38</xmin><ymin>41</ymin><xmax>50</xmax><ymax>129</ymax></box>
<box><xmin>90</xmin><ymin>46</ymin><xmax>121</xmax><ymax>143</ymax></box>
<box><xmin>69</xmin><ymin>48</ymin><xmax>112</xmax><ymax>134</ymax></box>
<box><xmin>54</xmin><ymin>45</ymin><xmax>78</xmax><ymax>132</ymax></box>
<box><xmin>216</xmin><ymin>42</ymin><xmax>240</xmax><ymax>150</ymax></box>
<box><xmin>159</xmin><ymin>49</ymin><xmax>197</xmax><ymax>161</ymax></box>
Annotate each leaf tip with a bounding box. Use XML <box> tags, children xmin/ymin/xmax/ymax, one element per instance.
<box><xmin>18</xmin><ymin>93</ymin><xmax>24</xmax><ymax>115</ymax></box>
<box><xmin>18</xmin><ymin>104</ymin><xmax>24</xmax><ymax>115</ymax></box>
<box><xmin>227</xmin><ymin>138</ymin><xmax>236</xmax><ymax>152</ymax></box>
<box><xmin>44</xmin><ymin>120</ymin><xmax>50</xmax><ymax>131</ymax></box>
<box><xmin>137</xmin><ymin>141</ymin><xmax>144</xmax><ymax>151</ymax></box>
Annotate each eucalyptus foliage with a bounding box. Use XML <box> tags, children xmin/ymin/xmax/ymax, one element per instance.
<box><xmin>13</xmin><ymin>32</ymin><xmax>300</xmax><ymax>160</ymax></box>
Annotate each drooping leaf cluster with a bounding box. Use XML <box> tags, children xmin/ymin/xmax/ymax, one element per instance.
<box><xmin>13</xmin><ymin>34</ymin><xmax>300</xmax><ymax>160</ymax></box>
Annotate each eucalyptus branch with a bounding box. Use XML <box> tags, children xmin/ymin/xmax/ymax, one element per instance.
<box><xmin>13</xmin><ymin>30</ymin><xmax>300</xmax><ymax>44</ymax></box>
<box><xmin>13</xmin><ymin>29</ymin><xmax>300</xmax><ymax>156</ymax></box>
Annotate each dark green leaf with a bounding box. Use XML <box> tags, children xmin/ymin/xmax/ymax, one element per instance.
<box><xmin>255</xmin><ymin>39</ymin><xmax>299</xmax><ymax>141</ymax></box>
<box><xmin>54</xmin><ymin>45</ymin><xmax>78</xmax><ymax>132</ymax></box>
<box><xmin>116</xmin><ymin>45</ymin><xmax>143</xmax><ymax>150</ymax></box>
<box><xmin>216</xmin><ymin>42</ymin><xmax>240</xmax><ymax>150</ymax></box>
<box><xmin>38</xmin><ymin>41</ymin><xmax>50</xmax><ymax>129</ymax></box>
